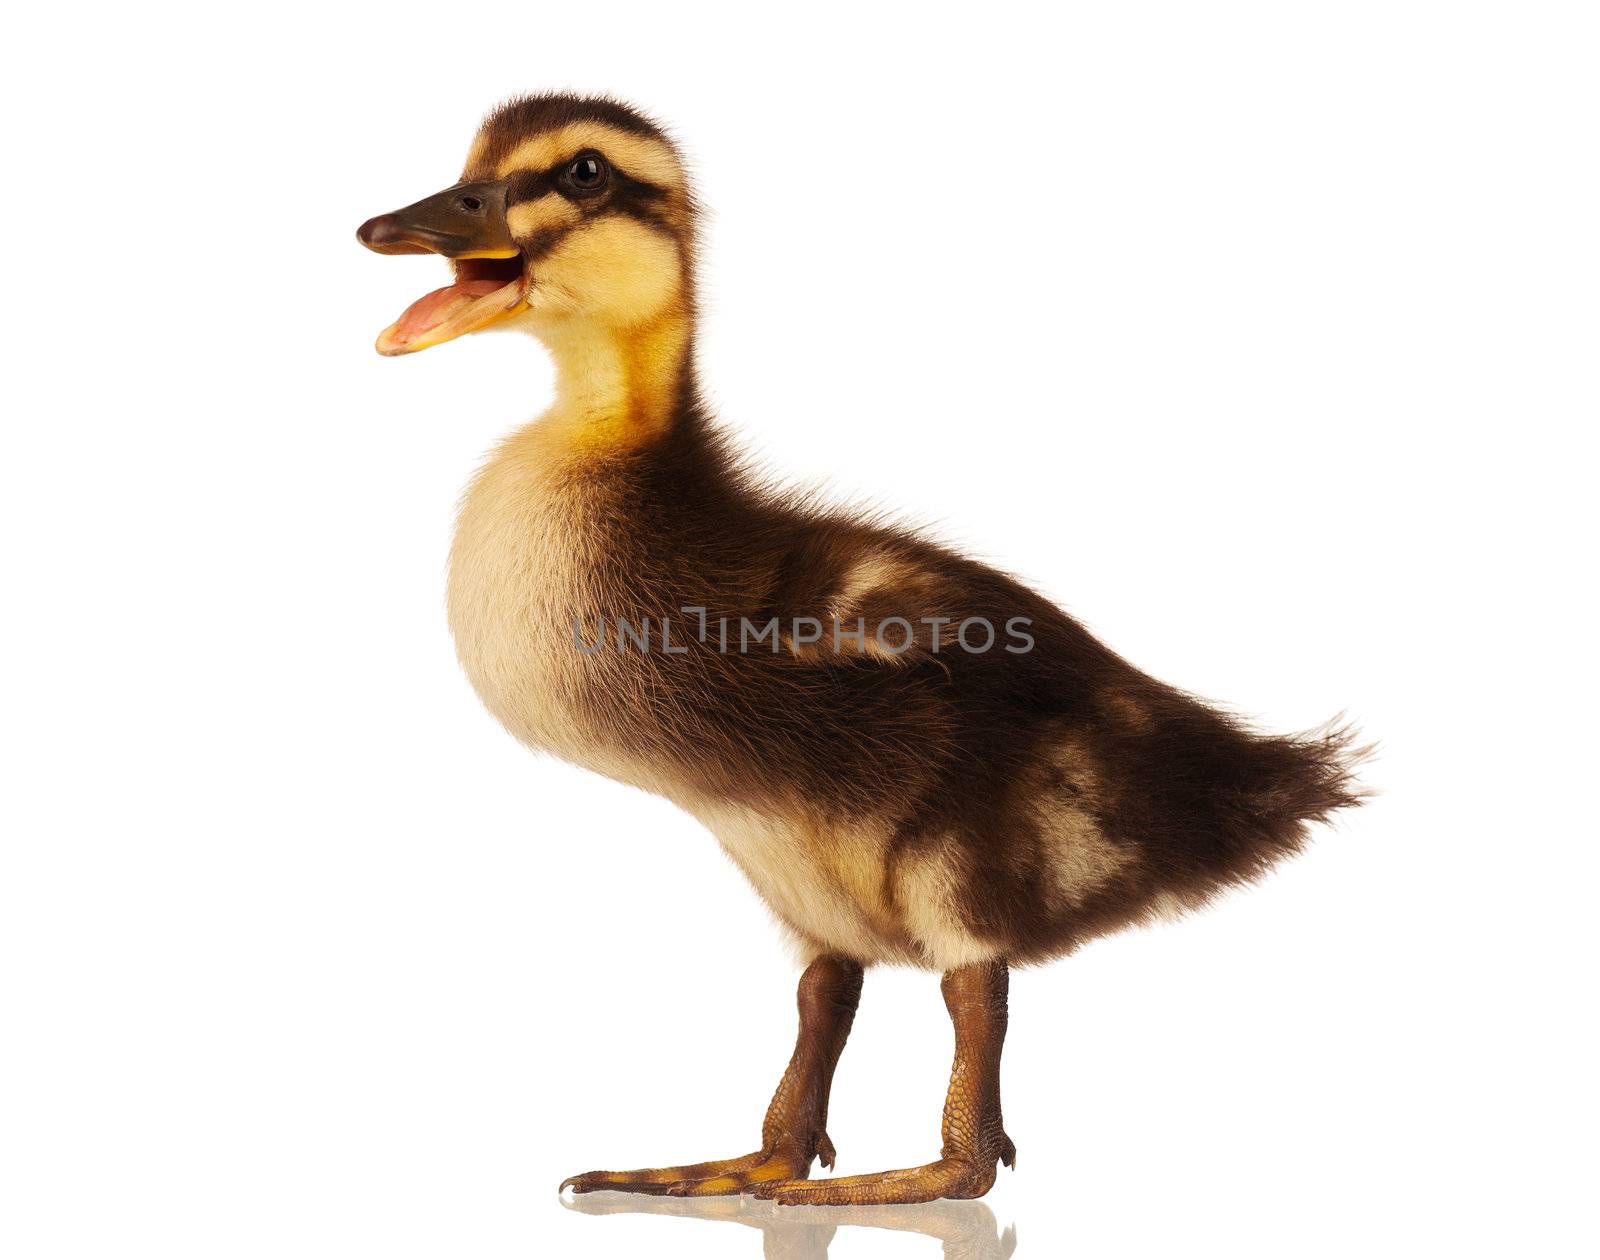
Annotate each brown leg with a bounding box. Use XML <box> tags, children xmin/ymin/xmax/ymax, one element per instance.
<box><xmin>752</xmin><ymin>959</ymin><xmax>1016</xmax><ymax>1206</ymax></box>
<box><xmin>560</xmin><ymin>954</ymin><xmax>864</xmax><ymax>1197</ymax></box>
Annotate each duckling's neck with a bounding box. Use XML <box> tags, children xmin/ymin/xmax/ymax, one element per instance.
<box><xmin>537</xmin><ymin>312</ymin><xmax>693</xmax><ymax>452</ymax></box>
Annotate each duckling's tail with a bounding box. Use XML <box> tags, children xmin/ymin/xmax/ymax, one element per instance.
<box><xmin>1245</xmin><ymin>715</ymin><xmax>1372</xmax><ymax>840</ymax></box>
<box><xmin>1114</xmin><ymin>704</ymin><xmax>1370</xmax><ymax>923</ymax></box>
<box><xmin>1163</xmin><ymin>713</ymin><xmax>1373</xmax><ymax>904</ymax></box>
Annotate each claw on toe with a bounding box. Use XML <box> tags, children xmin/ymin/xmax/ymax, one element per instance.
<box><xmin>559</xmin><ymin>1171</ymin><xmax>676</xmax><ymax>1198</ymax></box>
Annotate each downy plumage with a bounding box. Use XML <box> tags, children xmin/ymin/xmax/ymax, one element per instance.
<box><xmin>358</xmin><ymin>93</ymin><xmax>1366</xmax><ymax>1206</ymax></box>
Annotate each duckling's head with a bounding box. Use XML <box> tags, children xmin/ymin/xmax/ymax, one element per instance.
<box><xmin>358</xmin><ymin>94</ymin><xmax>694</xmax><ymax>357</ymax></box>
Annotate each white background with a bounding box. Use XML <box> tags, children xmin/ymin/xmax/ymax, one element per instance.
<box><xmin>3</xmin><ymin>3</ymin><xmax>1596</xmax><ymax>1257</ymax></box>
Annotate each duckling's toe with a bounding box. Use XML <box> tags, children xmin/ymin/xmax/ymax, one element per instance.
<box><xmin>560</xmin><ymin>1148</ymin><xmax>815</xmax><ymax>1198</ymax></box>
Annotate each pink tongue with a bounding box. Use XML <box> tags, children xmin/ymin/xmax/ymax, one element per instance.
<box><xmin>395</xmin><ymin>279</ymin><xmax>511</xmax><ymax>338</ymax></box>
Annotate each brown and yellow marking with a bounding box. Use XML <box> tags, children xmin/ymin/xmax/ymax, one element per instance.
<box><xmin>505</xmin><ymin>194</ymin><xmax>582</xmax><ymax>239</ymax></box>
<box><xmin>808</xmin><ymin>817</ymin><xmax>911</xmax><ymax>947</ymax></box>
<box><xmin>1041</xmin><ymin>806</ymin><xmax>1130</xmax><ymax>907</ymax></box>
<box><xmin>1030</xmin><ymin>736</ymin><xmax>1134</xmax><ymax>908</ymax></box>
<box><xmin>893</xmin><ymin>844</ymin><xmax>1002</xmax><ymax>970</ymax></box>
<box><xmin>829</xmin><ymin>553</ymin><xmax>911</xmax><ymax>617</ymax></box>
<box><xmin>490</xmin><ymin>123</ymin><xmax>684</xmax><ymax>189</ymax></box>
<box><xmin>690</xmin><ymin>802</ymin><xmax>925</xmax><ymax>966</ymax></box>
<box><xmin>1100</xmin><ymin>687</ymin><xmax>1155</xmax><ymax>733</ymax></box>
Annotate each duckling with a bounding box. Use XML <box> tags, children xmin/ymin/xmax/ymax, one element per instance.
<box><xmin>357</xmin><ymin>93</ymin><xmax>1365</xmax><ymax>1206</ymax></box>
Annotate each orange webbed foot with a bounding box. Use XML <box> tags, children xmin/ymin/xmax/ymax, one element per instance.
<box><xmin>750</xmin><ymin>1150</ymin><xmax>1011</xmax><ymax>1206</ymax></box>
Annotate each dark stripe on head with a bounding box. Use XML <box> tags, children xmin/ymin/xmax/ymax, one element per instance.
<box><xmin>475</xmin><ymin>93</ymin><xmax>671</xmax><ymax>173</ymax></box>
<box><xmin>508</xmin><ymin>164</ymin><xmax>681</xmax><ymax>245</ymax></box>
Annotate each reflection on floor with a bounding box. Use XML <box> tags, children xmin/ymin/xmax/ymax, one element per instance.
<box><xmin>564</xmin><ymin>1190</ymin><xmax>1018</xmax><ymax>1258</ymax></box>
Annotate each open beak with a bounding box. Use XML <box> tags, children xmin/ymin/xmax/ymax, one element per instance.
<box><xmin>356</xmin><ymin>181</ymin><xmax>528</xmax><ymax>356</ymax></box>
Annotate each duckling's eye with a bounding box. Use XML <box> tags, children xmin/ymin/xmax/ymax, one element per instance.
<box><xmin>563</xmin><ymin>153</ymin><xmax>609</xmax><ymax>194</ymax></box>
